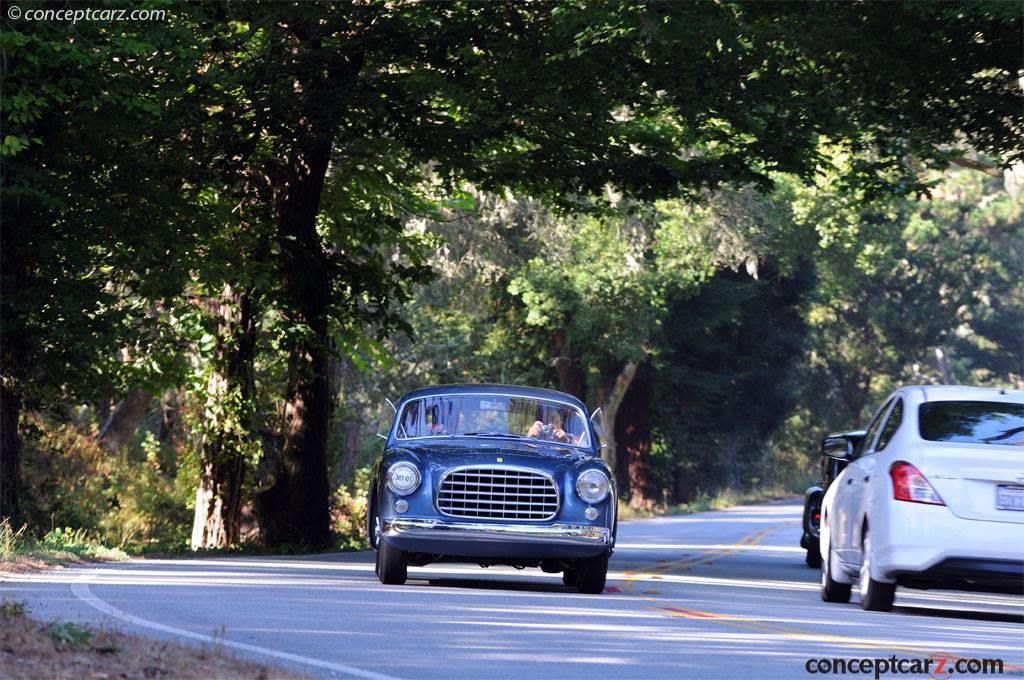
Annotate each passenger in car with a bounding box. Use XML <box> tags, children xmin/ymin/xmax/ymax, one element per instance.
<box><xmin>528</xmin><ymin>411</ymin><xmax>578</xmax><ymax>444</ymax></box>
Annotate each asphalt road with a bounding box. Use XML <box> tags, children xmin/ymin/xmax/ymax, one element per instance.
<box><xmin>3</xmin><ymin>500</ymin><xmax>1022</xmax><ymax>679</ymax></box>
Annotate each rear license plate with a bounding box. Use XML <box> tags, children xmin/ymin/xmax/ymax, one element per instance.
<box><xmin>996</xmin><ymin>485</ymin><xmax>1024</xmax><ymax>511</ymax></box>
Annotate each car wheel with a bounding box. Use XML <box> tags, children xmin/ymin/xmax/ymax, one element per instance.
<box><xmin>820</xmin><ymin>543</ymin><xmax>851</xmax><ymax>603</ymax></box>
<box><xmin>576</xmin><ymin>551</ymin><xmax>609</xmax><ymax>594</ymax></box>
<box><xmin>376</xmin><ymin>538</ymin><xmax>408</xmax><ymax>585</ymax></box>
<box><xmin>562</xmin><ymin>567</ymin><xmax>578</xmax><ymax>587</ymax></box>
<box><xmin>805</xmin><ymin>543</ymin><xmax>822</xmax><ymax>569</ymax></box>
<box><xmin>367</xmin><ymin>501</ymin><xmax>380</xmax><ymax>551</ymax></box>
<box><xmin>859</xmin><ymin>532</ymin><xmax>895</xmax><ymax>612</ymax></box>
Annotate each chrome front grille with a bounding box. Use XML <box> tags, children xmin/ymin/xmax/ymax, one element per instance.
<box><xmin>437</xmin><ymin>467</ymin><xmax>559</xmax><ymax>521</ymax></box>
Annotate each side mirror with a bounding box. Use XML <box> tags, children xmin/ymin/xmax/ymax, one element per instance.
<box><xmin>821</xmin><ymin>436</ymin><xmax>854</xmax><ymax>461</ymax></box>
<box><xmin>377</xmin><ymin>398</ymin><xmax>398</xmax><ymax>441</ymax></box>
<box><xmin>588</xmin><ymin>407</ymin><xmax>608</xmax><ymax>449</ymax></box>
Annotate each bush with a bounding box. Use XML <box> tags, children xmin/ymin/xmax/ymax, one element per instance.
<box><xmin>332</xmin><ymin>466</ymin><xmax>371</xmax><ymax>551</ymax></box>
<box><xmin>19</xmin><ymin>414</ymin><xmax>192</xmax><ymax>552</ymax></box>
<box><xmin>42</xmin><ymin>528</ymin><xmax>130</xmax><ymax>561</ymax></box>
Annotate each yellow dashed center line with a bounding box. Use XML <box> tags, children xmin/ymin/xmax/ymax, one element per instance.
<box><xmin>617</xmin><ymin>522</ymin><xmax>1023</xmax><ymax>672</ymax></box>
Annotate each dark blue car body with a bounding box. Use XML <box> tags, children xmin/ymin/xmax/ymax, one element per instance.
<box><xmin>368</xmin><ymin>384</ymin><xmax>617</xmax><ymax>593</ymax></box>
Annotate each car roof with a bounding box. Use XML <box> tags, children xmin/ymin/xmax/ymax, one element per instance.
<box><xmin>910</xmin><ymin>384</ymin><xmax>1023</xmax><ymax>404</ymax></box>
<box><xmin>826</xmin><ymin>430</ymin><xmax>867</xmax><ymax>439</ymax></box>
<box><xmin>400</xmin><ymin>383</ymin><xmax>587</xmax><ymax>410</ymax></box>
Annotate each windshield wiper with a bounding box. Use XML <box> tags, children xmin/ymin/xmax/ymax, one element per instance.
<box><xmin>461</xmin><ymin>432</ymin><xmax>529</xmax><ymax>439</ymax></box>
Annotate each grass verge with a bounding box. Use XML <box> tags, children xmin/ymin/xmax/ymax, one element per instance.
<box><xmin>617</xmin><ymin>483</ymin><xmax>806</xmax><ymax>521</ymax></box>
<box><xmin>0</xmin><ymin>598</ymin><xmax>306</xmax><ymax>679</ymax></box>
<box><xmin>1</xmin><ymin>519</ymin><xmax>130</xmax><ymax>574</ymax></box>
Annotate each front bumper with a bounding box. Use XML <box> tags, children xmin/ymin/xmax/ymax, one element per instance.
<box><xmin>382</xmin><ymin>518</ymin><xmax>612</xmax><ymax>559</ymax></box>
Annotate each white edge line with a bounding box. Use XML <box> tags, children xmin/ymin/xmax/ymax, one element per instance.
<box><xmin>70</xmin><ymin>581</ymin><xmax>402</xmax><ymax>680</ymax></box>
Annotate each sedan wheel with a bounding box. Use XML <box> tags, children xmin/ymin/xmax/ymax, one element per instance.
<box><xmin>859</xmin><ymin>533</ymin><xmax>895</xmax><ymax>612</ymax></box>
<box><xmin>576</xmin><ymin>551</ymin><xmax>609</xmax><ymax>594</ymax></box>
<box><xmin>820</xmin><ymin>543</ymin><xmax>851</xmax><ymax>603</ymax></box>
<box><xmin>805</xmin><ymin>542</ymin><xmax>822</xmax><ymax>569</ymax></box>
<box><xmin>376</xmin><ymin>538</ymin><xmax>408</xmax><ymax>585</ymax></box>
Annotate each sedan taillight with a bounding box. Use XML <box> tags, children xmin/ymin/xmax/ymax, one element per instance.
<box><xmin>890</xmin><ymin>462</ymin><xmax>945</xmax><ymax>506</ymax></box>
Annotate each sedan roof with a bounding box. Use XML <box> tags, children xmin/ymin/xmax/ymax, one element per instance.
<box><xmin>400</xmin><ymin>383</ymin><xmax>587</xmax><ymax>410</ymax></box>
<box><xmin>915</xmin><ymin>385</ymin><xmax>1023</xmax><ymax>404</ymax></box>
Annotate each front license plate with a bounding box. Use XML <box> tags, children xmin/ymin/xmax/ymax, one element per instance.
<box><xmin>996</xmin><ymin>485</ymin><xmax>1024</xmax><ymax>511</ymax></box>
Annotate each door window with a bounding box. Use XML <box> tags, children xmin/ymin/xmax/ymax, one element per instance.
<box><xmin>861</xmin><ymin>398</ymin><xmax>894</xmax><ymax>456</ymax></box>
<box><xmin>874</xmin><ymin>398</ymin><xmax>903</xmax><ymax>452</ymax></box>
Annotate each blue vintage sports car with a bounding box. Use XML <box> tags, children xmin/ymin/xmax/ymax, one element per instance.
<box><xmin>368</xmin><ymin>384</ymin><xmax>617</xmax><ymax>593</ymax></box>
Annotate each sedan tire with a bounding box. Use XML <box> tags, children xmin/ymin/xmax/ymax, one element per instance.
<box><xmin>859</xmin><ymin>533</ymin><xmax>895</xmax><ymax>612</ymax></box>
<box><xmin>805</xmin><ymin>542</ymin><xmax>822</xmax><ymax>568</ymax></box>
<box><xmin>821</xmin><ymin>544</ymin><xmax>852</xmax><ymax>603</ymax></box>
<box><xmin>376</xmin><ymin>538</ymin><xmax>408</xmax><ymax>585</ymax></box>
<box><xmin>576</xmin><ymin>551</ymin><xmax>609</xmax><ymax>594</ymax></box>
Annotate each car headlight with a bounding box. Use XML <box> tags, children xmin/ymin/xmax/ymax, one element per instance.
<box><xmin>576</xmin><ymin>469</ymin><xmax>610</xmax><ymax>504</ymax></box>
<box><xmin>386</xmin><ymin>462</ymin><xmax>421</xmax><ymax>496</ymax></box>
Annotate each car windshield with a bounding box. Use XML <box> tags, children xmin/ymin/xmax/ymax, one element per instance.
<box><xmin>394</xmin><ymin>394</ymin><xmax>590</xmax><ymax>448</ymax></box>
<box><xmin>918</xmin><ymin>400</ymin><xmax>1024</xmax><ymax>446</ymax></box>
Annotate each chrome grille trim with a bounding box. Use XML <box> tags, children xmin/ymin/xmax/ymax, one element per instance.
<box><xmin>437</xmin><ymin>466</ymin><xmax>559</xmax><ymax>521</ymax></box>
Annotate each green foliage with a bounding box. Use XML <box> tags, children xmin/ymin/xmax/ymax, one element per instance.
<box><xmin>0</xmin><ymin>600</ymin><xmax>26</xmax><ymax>619</ymax></box>
<box><xmin>332</xmin><ymin>467</ymin><xmax>372</xmax><ymax>552</ymax></box>
<box><xmin>45</xmin><ymin>621</ymin><xmax>93</xmax><ymax>647</ymax></box>
<box><xmin>41</xmin><ymin>528</ymin><xmax>129</xmax><ymax>561</ymax></box>
<box><xmin>4</xmin><ymin>1</ymin><xmax>1021</xmax><ymax>538</ymax></box>
<box><xmin>19</xmin><ymin>416</ymin><xmax>192</xmax><ymax>552</ymax></box>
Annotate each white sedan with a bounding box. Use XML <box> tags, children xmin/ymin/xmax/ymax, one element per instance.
<box><xmin>820</xmin><ymin>385</ymin><xmax>1024</xmax><ymax>611</ymax></box>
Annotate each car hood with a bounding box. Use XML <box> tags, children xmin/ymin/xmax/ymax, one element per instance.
<box><xmin>386</xmin><ymin>438</ymin><xmax>598</xmax><ymax>473</ymax></box>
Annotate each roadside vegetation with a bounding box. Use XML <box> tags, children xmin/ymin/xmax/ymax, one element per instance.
<box><xmin>0</xmin><ymin>599</ymin><xmax>304</xmax><ymax>679</ymax></box>
<box><xmin>1</xmin><ymin>2</ymin><xmax>1020</xmax><ymax>560</ymax></box>
<box><xmin>0</xmin><ymin>518</ymin><xmax>128</xmax><ymax>572</ymax></box>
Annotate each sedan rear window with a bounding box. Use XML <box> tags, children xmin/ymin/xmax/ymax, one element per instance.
<box><xmin>918</xmin><ymin>401</ymin><xmax>1024</xmax><ymax>445</ymax></box>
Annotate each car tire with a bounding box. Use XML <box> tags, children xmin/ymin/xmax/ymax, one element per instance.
<box><xmin>562</xmin><ymin>567</ymin><xmax>578</xmax><ymax>587</ymax></box>
<box><xmin>367</xmin><ymin>501</ymin><xmax>380</xmax><ymax>551</ymax></box>
<box><xmin>821</xmin><ymin>543</ymin><xmax>852</xmax><ymax>603</ymax></box>
<box><xmin>805</xmin><ymin>545</ymin><xmax>822</xmax><ymax>569</ymax></box>
<box><xmin>576</xmin><ymin>551</ymin><xmax>609</xmax><ymax>594</ymax></box>
<box><xmin>376</xmin><ymin>538</ymin><xmax>408</xmax><ymax>585</ymax></box>
<box><xmin>859</xmin><ymin>533</ymin><xmax>895</xmax><ymax>612</ymax></box>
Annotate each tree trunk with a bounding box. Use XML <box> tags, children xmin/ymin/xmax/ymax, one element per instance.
<box><xmin>0</xmin><ymin>383</ymin><xmax>20</xmax><ymax>523</ymax></box>
<box><xmin>551</xmin><ymin>330</ymin><xmax>585</xmax><ymax>399</ymax></box>
<box><xmin>250</xmin><ymin>41</ymin><xmax>364</xmax><ymax>549</ymax></box>
<box><xmin>595</xmin><ymin>360</ymin><xmax>638</xmax><ymax>485</ymax></box>
<box><xmin>191</xmin><ymin>454</ymin><xmax>246</xmax><ymax>549</ymax></box>
<box><xmin>255</xmin><ymin>137</ymin><xmax>335</xmax><ymax>549</ymax></box>
<box><xmin>191</xmin><ymin>284</ymin><xmax>257</xmax><ymax>549</ymax></box>
<box><xmin>615</xmin><ymin>362</ymin><xmax>655</xmax><ymax>508</ymax></box>
<box><xmin>97</xmin><ymin>389</ymin><xmax>152</xmax><ymax>451</ymax></box>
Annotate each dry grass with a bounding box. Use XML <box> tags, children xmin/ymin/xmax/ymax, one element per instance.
<box><xmin>0</xmin><ymin>600</ymin><xmax>307</xmax><ymax>679</ymax></box>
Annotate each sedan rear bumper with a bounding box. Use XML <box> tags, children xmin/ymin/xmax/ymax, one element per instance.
<box><xmin>894</xmin><ymin>558</ymin><xmax>1024</xmax><ymax>595</ymax></box>
<box><xmin>382</xmin><ymin>518</ymin><xmax>612</xmax><ymax>559</ymax></box>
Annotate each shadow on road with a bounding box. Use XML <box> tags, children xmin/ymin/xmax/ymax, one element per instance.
<box><xmin>894</xmin><ymin>605</ymin><xmax>1024</xmax><ymax>625</ymax></box>
<box><xmin>417</xmin><ymin>577</ymin><xmax>574</xmax><ymax>594</ymax></box>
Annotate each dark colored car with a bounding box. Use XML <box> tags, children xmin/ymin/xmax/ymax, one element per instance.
<box><xmin>367</xmin><ymin>384</ymin><xmax>617</xmax><ymax>594</ymax></box>
<box><xmin>801</xmin><ymin>430</ymin><xmax>866</xmax><ymax>568</ymax></box>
